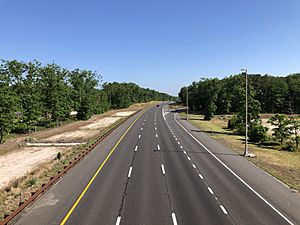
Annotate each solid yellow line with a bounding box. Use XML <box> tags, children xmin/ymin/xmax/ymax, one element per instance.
<box><xmin>60</xmin><ymin>111</ymin><xmax>144</xmax><ymax>225</ymax></box>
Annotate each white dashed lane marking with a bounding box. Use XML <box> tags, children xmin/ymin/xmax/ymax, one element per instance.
<box><xmin>115</xmin><ymin>216</ymin><xmax>121</xmax><ymax>225</ymax></box>
<box><xmin>172</xmin><ymin>213</ymin><xmax>178</xmax><ymax>225</ymax></box>
<box><xmin>161</xmin><ymin>164</ymin><xmax>166</xmax><ymax>175</ymax></box>
<box><xmin>128</xmin><ymin>167</ymin><xmax>133</xmax><ymax>178</ymax></box>
<box><xmin>135</xmin><ymin>146</ymin><xmax>138</xmax><ymax>152</ymax></box>
<box><xmin>220</xmin><ymin>205</ymin><xmax>228</xmax><ymax>215</ymax></box>
<box><xmin>208</xmin><ymin>187</ymin><xmax>214</xmax><ymax>195</ymax></box>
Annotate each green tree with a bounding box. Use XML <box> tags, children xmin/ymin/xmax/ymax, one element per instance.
<box><xmin>68</xmin><ymin>69</ymin><xmax>100</xmax><ymax>120</ymax></box>
<box><xmin>288</xmin><ymin>118</ymin><xmax>300</xmax><ymax>149</ymax></box>
<box><xmin>40</xmin><ymin>64</ymin><xmax>71</xmax><ymax>125</ymax></box>
<box><xmin>0</xmin><ymin>60</ymin><xmax>18</xmax><ymax>142</ymax></box>
<box><xmin>248</xmin><ymin>121</ymin><xmax>268</xmax><ymax>143</ymax></box>
<box><xmin>268</xmin><ymin>114</ymin><xmax>290</xmax><ymax>144</ymax></box>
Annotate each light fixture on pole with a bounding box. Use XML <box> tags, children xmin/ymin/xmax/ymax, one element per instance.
<box><xmin>186</xmin><ymin>86</ymin><xmax>189</xmax><ymax>121</ymax></box>
<box><xmin>241</xmin><ymin>69</ymin><xmax>249</xmax><ymax>157</ymax></box>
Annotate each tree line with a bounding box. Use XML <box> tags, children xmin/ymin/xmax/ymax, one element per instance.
<box><xmin>0</xmin><ymin>59</ymin><xmax>174</xmax><ymax>143</ymax></box>
<box><xmin>179</xmin><ymin>74</ymin><xmax>300</xmax><ymax>118</ymax></box>
<box><xmin>178</xmin><ymin>73</ymin><xmax>300</xmax><ymax>150</ymax></box>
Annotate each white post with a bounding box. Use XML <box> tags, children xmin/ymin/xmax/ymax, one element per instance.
<box><xmin>242</xmin><ymin>69</ymin><xmax>249</xmax><ymax>156</ymax></box>
<box><xmin>186</xmin><ymin>86</ymin><xmax>189</xmax><ymax>120</ymax></box>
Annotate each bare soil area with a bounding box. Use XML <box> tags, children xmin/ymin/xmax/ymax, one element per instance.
<box><xmin>0</xmin><ymin>147</ymin><xmax>70</xmax><ymax>188</ymax></box>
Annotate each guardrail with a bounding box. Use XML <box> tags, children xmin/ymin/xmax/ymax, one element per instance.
<box><xmin>0</xmin><ymin>109</ymin><xmax>142</xmax><ymax>225</ymax></box>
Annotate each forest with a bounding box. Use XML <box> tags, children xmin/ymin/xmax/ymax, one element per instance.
<box><xmin>179</xmin><ymin>73</ymin><xmax>300</xmax><ymax>117</ymax></box>
<box><xmin>178</xmin><ymin>73</ymin><xmax>300</xmax><ymax>150</ymax></box>
<box><xmin>0</xmin><ymin>59</ymin><xmax>174</xmax><ymax>143</ymax></box>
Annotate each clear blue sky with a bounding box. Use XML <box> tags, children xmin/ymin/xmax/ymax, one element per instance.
<box><xmin>1</xmin><ymin>0</ymin><xmax>299</xmax><ymax>96</ymax></box>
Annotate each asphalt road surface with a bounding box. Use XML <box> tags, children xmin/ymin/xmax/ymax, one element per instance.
<box><xmin>13</xmin><ymin>104</ymin><xmax>300</xmax><ymax>225</ymax></box>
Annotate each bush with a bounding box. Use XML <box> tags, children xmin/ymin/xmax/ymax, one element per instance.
<box><xmin>286</xmin><ymin>142</ymin><xmax>297</xmax><ymax>152</ymax></box>
<box><xmin>26</xmin><ymin>178</ymin><xmax>37</xmax><ymax>186</ymax></box>
<box><xmin>248</xmin><ymin>123</ymin><xmax>268</xmax><ymax>143</ymax></box>
<box><xmin>228</xmin><ymin>114</ymin><xmax>238</xmax><ymax>129</ymax></box>
<box><xmin>56</xmin><ymin>152</ymin><xmax>62</xmax><ymax>160</ymax></box>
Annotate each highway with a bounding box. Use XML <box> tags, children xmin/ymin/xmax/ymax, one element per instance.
<box><xmin>14</xmin><ymin>104</ymin><xmax>300</xmax><ymax>225</ymax></box>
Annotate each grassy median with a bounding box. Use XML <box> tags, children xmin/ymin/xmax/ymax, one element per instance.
<box><xmin>179</xmin><ymin>112</ymin><xmax>300</xmax><ymax>192</ymax></box>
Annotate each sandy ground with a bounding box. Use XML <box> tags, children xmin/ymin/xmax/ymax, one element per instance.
<box><xmin>0</xmin><ymin>147</ymin><xmax>70</xmax><ymax>188</ymax></box>
<box><xmin>81</xmin><ymin>117</ymin><xmax>120</xmax><ymax>130</ymax></box>
<box><xmin>44</xmin><ymin>116</ymin><xmax>121</xmax><ymax>142</ymax></box>
<box><xmin>261</xmin><ymin>119</ymin><xmax>276</xmax><ymax>135</ymax></box>
<box><xmin>0</xmin><ymin>109</ymin><xmax>139</xmax><ymax>190</ymax></box>
<box><xmin>113</xmin><ymin>111</ymin><xmax>136</xmax><ymax>117</ymax></box>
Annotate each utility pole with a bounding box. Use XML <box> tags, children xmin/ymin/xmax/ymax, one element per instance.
<box><xmin>186</xmin><ymin>86</ymin><xmax>189</xmax><ymax>120</ymax></box>
<box><xmin>241</xmin><ymin>69</ymin><xmax>249</xmax><ymax>157</ymax></box>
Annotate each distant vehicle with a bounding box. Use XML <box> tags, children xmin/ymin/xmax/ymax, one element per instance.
<box><xmin>157</xmin><ymin>104</ymin><xmax>159</xmax><ymax>107</ymax></box>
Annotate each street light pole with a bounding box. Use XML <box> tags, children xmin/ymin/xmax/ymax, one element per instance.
<box><xmin>242</xmin><ymin>69</ymin><xmax>249</xmax><ymax>157</ymax></box>
<box><xmin>186</xmin><ymin>86</ymin><xmax>189</xmax><ymax>121</ymax></box>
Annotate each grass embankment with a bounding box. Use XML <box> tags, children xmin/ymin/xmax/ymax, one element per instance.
<box><xmin>0</xmin><ymin>101</ymin><xmax>158</xmax><ymax>220</ymax></box>
<box><xmin>179</xmin><ymin>112</ymin><xmax>300</xmax><ymax>192</ymax></box>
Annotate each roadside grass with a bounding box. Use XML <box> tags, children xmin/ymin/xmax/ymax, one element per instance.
<box><xmin>179</xmin><ymin>112</ymin><xmax>300</xmax><ymax>192</ymax></box>
<box><xmin>0</xmin><ymin>101</ymin><xmax>157</xmax><ymax>220</ymax></box>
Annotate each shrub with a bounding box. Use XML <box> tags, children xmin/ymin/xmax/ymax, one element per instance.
<box><xmin>56</xmin><ymin>152</ymin><xmax>62</xmax><ymax>160</ymax></box>
<box><xmin>286</xmin><ymin>142</ymin><xmax>297</xmax><ymax>152</ymax></box>
<box><xmin>248</xmin><ymin>123</ymin><xmax>268</xmax><ymax>143</ymax></box>
<box><xmin>228</xmin><ymin>114</ymin><xmax>238</xmax><ymax>129</ymax></box>
<box><xmin>26</xmin><ymin>178</ymin><xmax>37</xmax><ymax>186</ymax></box>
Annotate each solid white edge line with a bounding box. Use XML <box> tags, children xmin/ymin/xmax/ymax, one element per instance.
<box><xmin>128</xmin><ymin>167</ymin><xmax>133</xmax><ymax>178</ymax></box>
<box><xmin>172</xmin><ymin>213</ymin><xmax>178</xmax><ymax>225</ymax></box>
<box><xmin>173</xmin><ymin>112</ymin><xmax>294</xmax><ymax>225</ymax></box>
<box><xmin>161</xmin><ymin>164</ymin><xmax>166</xmax><ymax>175</ymax></box>
<box><xmin>208</xmin><ymin>187</ymin><xmax>214</xmax><ymax>194</ymax></box>
<box><xmin>135</xmin><ymin>146</ymin><xmax>138</xmax><ymax>151</ymax></box>
<box><xmin>220</xmin><ymin>205</ymin><xmax>228</xmax><ymax>215</ymax></box>
<box><xmin>115</xmin><ymin>216</ymin><xmax>121</xmax><ymax>225</ymax></box>
<box><xmin>157</xmin><ymin>144</ymin><xmax>160</xmax><ymax>150</ymax></box>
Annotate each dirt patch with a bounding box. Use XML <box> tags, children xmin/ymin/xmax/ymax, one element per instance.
<box><xmin>81</xmin><ymin>117</ymin><xmax>121</xmax><ymax>129</ymax></box>
<box><xmin>261</xmin><ymin>118</ymin><xmax>276</xmax><ymax>135</ymax></box>
<box><xmin>113</xmin><ymin>111</ymin><xmax>136</xmax><ymax>117</ymax></box>
<box><xmin>0</xmin><ymin>147</ymin><xmax>70</xmax><ymax>189</ymax></box>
